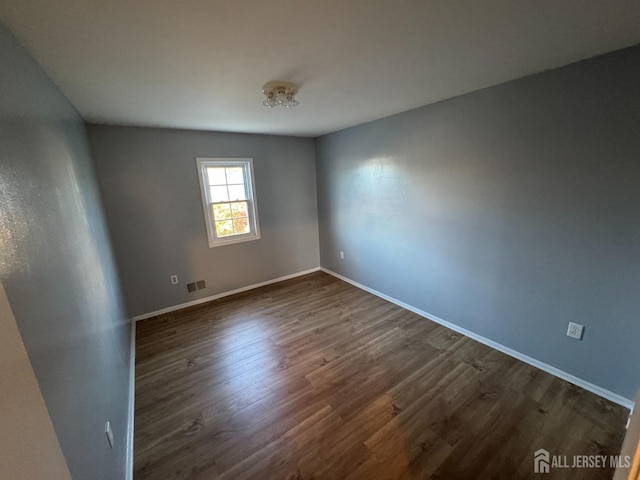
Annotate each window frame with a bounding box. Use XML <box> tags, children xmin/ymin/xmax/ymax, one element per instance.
<box><xmin>196</xmin><ymin>157</ymin><xmax>261</xmax><ymax>248</ymax></box>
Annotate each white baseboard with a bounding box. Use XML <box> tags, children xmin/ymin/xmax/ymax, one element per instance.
<box><xmin>125</xmin><ymin>318</ymin><xmax>136</xmax><ymax>480</ymax></box>
<box><xmin>133</xmin><ymin>267</ymin><xmax>321</xmax><ymax>322</ymax></box>
<box><xmin>320</xmin><ymin>267</ymin><xmax>634</xmax><ymax>409</ymax></box>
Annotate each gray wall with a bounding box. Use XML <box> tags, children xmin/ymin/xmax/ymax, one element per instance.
<box><xmin>88</xmin><ymin>125</ymin><xmax>319</xmax><ymax>317</ymax></box>
<box><xmin>0</xmin><ymin>23</ymin><xmax>131</xmax><ymax>480</ymax></box>
<box><xmin>316</xmin><ymin>45</ymin><xmax>640</xmax><ymax>401</ymax></box>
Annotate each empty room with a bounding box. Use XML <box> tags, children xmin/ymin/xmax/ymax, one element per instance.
<box><xmin>1</xmin><ymin>1</ymin><xmax>639</xmax><ymax>479</ymax></box>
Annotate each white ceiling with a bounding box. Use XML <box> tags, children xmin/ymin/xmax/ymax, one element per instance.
<box><xmin>1</xmin><ymin>1</ymin><xmax>639</xmax><ymax>137</ymax></box>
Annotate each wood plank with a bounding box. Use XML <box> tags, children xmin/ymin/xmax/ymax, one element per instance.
<box><xmin>135</xmin><ymin>271</ymin><xmax>628</xmax><ymax>479</ymax></box>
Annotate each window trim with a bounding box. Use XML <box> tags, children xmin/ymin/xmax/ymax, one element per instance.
<box><xmin>196</xmin><ymin>157</ymin><xmax>261</xmax><ymax>248</ymax></box>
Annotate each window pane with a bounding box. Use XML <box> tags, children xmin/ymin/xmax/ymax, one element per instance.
<box><xmin>228</xmin><ymin>185</ymin><xmax>247</xmax><ymax>201</ymax></box>
<box><xmin>232</xmin><ymin>217</ymin><xmax>250</xmax><ymax>234</ymax></box>
<box><xmin>212</xmin><ymin>203</ymin><xmax>232</xmax><ymax>221</ymax></box>
<box><xmin>230</xmin><ymin>201</ymin><xmax>248</xmax><ymax>218</ymax></box>
<box><xmin>210</xmin><ymin>186</ymin><xmax>229</xmax><ymax>202</ymax></box>
<box><xmin>228</xmin><ymin>184</ymin><xmax>246</xmax><ymax>200</ymax></box>
<box><xmin>226</xmin><ymin>167</ymin><xmax>244</xmax><ymax>185</ymax></box>
<box><xmin>207</xmin><ymin>167</ymin><xmax>227</xmax><ymax>185</ymax></box>
<box><xmin>215</xmin><ymin>220</ymin><xmax>234</xmax><ymax>237</ymax></box>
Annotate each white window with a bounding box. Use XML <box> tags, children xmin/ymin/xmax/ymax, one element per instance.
<box><xmin>197</xmin><ymin>158</ymin><xmax>260</xmax><ymax>247</ymax></box>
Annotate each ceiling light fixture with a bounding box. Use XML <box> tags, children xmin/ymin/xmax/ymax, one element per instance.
<box><xmin>262</xmin><ymin>81</ymin><xmax>299</xmax><ymax>108</ymax></box>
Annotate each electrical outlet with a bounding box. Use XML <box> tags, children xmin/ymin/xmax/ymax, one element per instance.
<box><xmin>339</xmin><ymin>251</ymin><xmax>345</xmax><ymax>260</ymax></box>
<box><xmin>566</xmin><ymin>322</ymin><xmax>584</xmax><ymax>340</ymax></box>
<box><xmin>105</xmin><ymin>421</ymin><xmax>114</xmax><ymax>449</ymax></box>
<box><xmin>170</xmin><ymin>275</ymin><xmax>179</xmax><ymax>285</ymax></box>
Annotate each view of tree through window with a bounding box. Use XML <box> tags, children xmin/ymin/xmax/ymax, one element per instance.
<box><xmin>212</xmin><ymin>202</ymin><xmax>249</xmax><ymax>237</ymax></box>
<box><xmin>197</xmin><ymin>158</ymin><xmax>260</xmax><ymax>247</ymax></box>
<box><xmin>207</xmin><ymin>167</ymin><xmax>251</xmax><ymax>237</ymax></box>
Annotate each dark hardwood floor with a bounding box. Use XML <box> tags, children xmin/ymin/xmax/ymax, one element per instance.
<box><xmin>134</xmin><ymin>272</ymin><xmax>628</xmax><ymax>479</ymax></box>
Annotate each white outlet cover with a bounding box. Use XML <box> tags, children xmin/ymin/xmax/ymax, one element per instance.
<box><xmin>170</xmin><ymin>275</ymin><xmax>179</xmax><ymax>284</ymax></box>
<box><xmin>339</xmin><ymin>251</ymin><xmax>345</xmax><ymax>259</ymax></box>
<box><xmin>567</xmin><ymin>322</ymin><xmax>584</xmax><ymax>340</ymax></box>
